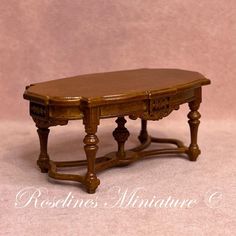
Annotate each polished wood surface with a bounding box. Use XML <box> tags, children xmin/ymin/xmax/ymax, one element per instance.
<box><xmin>23</xmin><ymin>68</ymin><xmax>211</xmax><ymax>193</ymax></box>
<box><xmin>24</xmin><ymin>68</ymin><xmax>209</xmax><ymax>105</ymax></box>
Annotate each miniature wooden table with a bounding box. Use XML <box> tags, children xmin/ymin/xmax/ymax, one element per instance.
<box><xmin>23</xmin><ymin>68</ymin><xmax>210</xmax><ymax>193</ymax></box>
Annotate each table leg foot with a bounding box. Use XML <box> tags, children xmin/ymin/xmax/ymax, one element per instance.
<box><xmin>37</xmin><ymin>159</ymin><xmax>49</xmax><ymax>173</ymax></box>
<box><xmin>84</xmin><ymin>173</ymin><xmax>101</xmax><ymax>194</ymax></box>
<box><xmin>87</xmin><ymin>189</ymin><xmax>95</xmax><ymax>194</ymax></box>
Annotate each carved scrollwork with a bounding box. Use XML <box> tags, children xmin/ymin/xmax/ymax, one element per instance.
<box><xmin>30</xmin><ymin>103</ymin><xmax>48</xmax><ymax>118</ymax></box>
<box><xmin>30</xmin><ymin>102</ymin><xmax>68</xmax><ymax>128</ymax></box>
<box><xmin>129</xmin><ymin>96</ymin><xmax>180</xmax><ymax>121</ymax></box>
<box><xmin>33</xmin><ymin>117</ymin><xmax>68</xmax><ymax>128</ymax></box>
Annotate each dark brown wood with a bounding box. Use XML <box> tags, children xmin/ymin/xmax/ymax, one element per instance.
<box><xmin>34</xmin><ymin>118</ymin><xmax>68</xmax><ymax>173</ymax></box>
<box><xmin>113</xmin><ymin>117</ymin><xmax>130</xmax><ymax>159</ymax></box>
<box><xmin>23</xmin><ymin>68</ymin><xmax>211</xmax><ymax>193</ymax></box>
<box><xmin>36</xmin><ymin>126</ymin><xmax>50</xmax><ymax>173</ymax></box>
<box><xmin>187</xmin><ymin>88</ymin><xmax>202</xmax><ymax>161</ymax></box>
<box><xmin>138</xmin><ymin>119</ymin><xmax>148</xmax><ymax>143</ymax></box>
<box><xmin>82</xmin><ymin>108</ymin><xmax>100</xmax><ymax>193</ymax></box>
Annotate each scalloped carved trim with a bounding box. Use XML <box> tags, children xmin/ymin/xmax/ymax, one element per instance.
<box><xmin>129</xmin><ymin>96</ymin><xmax>180</xmax><ymax>121</ymax></box>
<box><xmin>33</xmin><ymin>117</ymin><xmax>68</xmax><ymax>128</ymax></box>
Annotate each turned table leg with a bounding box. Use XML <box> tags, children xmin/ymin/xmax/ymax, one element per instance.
<box><xmin>83</xmin><ymin>108</ymin><xmax>100</xmax><ymax>194</ymax></box>
<box><xmin>36</xmin><ymin>126</ymin><xmax>50</xmax><ymax>173</ymax></box>
<box><xmin>138</xmin><ymin>119</ymin><xmax>149</xmax><ymax>144</ymax></box>
<box><xmin>187</xmin><ymin>99</ymin><xmax>201</xmax><ymax>161</ymax></box>
<box><xmin>113</xmin><ymin>117</ymin><xmax>130</xmax><ymax>159</ymax></box>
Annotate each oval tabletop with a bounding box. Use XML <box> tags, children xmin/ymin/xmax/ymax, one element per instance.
<box><xmin>24</xmin><ymin>68</ymin><xmax>210</xmax><ymax>105</ymax></box>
